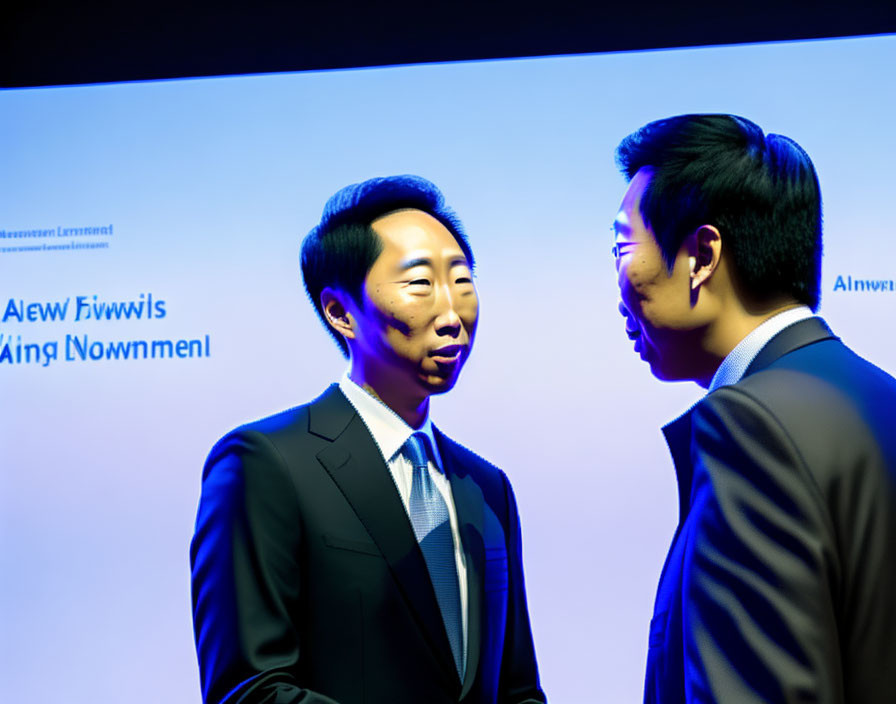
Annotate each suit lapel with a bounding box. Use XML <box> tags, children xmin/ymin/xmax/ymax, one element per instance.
<box><xmin>744</xmin><ymin>316</ymin><xmax>837</xmax><ymax>377</ymax></box>
<box><xmin>436</xmin><ymin>428</ymin><xmax>485</xmax><ymax>697</ymax></box>
<box><xmin>310</xmin><ymin>386</ymin><xmax>460</xmax><ymax>689</ymax></box>
<box><xmin>662</xmin><ymin>410</ymin><xmax>695</xmax><ymax>525</ymax></box>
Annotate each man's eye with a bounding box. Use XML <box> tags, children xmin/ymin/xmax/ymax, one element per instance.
<box><xmin>612</xmin><ymin>242</ymin><xmax>637</xmax><ymax>258</ymax></box>
<box><xmin>455</xmin><ymin>276</ymin><xmax>472</xmax><ymax>284</ymax></box>
<box><xmin>409</xmin><ymin>279</ymin><xmax>431</xmax><ymax>286</ymax></box>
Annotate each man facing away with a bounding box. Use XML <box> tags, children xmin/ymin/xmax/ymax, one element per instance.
<box><xmin>612</xmin><ymin>114</ymin><xmax>896</xmax><ymax>703</ymax></box>
<box><xmin>190</xmin><ymin>175</ymin><xmax>545</xmax><ymax>704</ymax></box>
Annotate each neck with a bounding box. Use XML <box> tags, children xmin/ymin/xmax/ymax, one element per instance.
<box><xmin>349</xmin><ymin>366</ymin><xmax>430</xmax><ymax>428</ymax></box>
<box><xmin>699</xmin><ymin>298</ymin><xmax>803</xmax><ymax>386</ymax></box>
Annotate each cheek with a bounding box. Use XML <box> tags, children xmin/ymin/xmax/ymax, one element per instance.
<box><xmin>637</xmin><ymin>279</ymin><xmax>693</xmax><ymax>333</ymax></box>
<box><xmin>618</xmin><ymin>264</ymin><xmax>647</xmax><ymax>311</ymax></box>
<box><xmin>368</xmin><ymin>287</ymin><xmax>425</xmax><ymax>326</ymax></box>
<box><xmin>617</xmin><ymin>266</ymin><xmax>632</xmax><ymax>296</ymax></box>
<box><xmin>375</xmin><ymin>300</ymin><xmax>433</xmax><ymax>345</ymax></box>
<box><xmin>458</xmin><ymin>294</ymin><xmax>479</xmax><ymax>329</ymax></box>
<box><xmin>620</xmin><ymin>253</ymin><xmax>671</xmax><ymax>301</ymax></box>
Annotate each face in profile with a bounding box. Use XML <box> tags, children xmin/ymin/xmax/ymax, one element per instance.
<box><xmin>613</xmin><ymin>169</ymin><xmax>706</xmax><ymax>382</ymax></box>
<box><xmin>350</xmin><ymin>208</ymin><xmax>479</xmax><ymax>396</ymax></box>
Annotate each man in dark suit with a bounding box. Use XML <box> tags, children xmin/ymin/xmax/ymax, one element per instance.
<box><xmin>190</xmin><ymin>175</ymin><xmax>545</xmax><ymax>704</ymax></box>
<box><xmin>611</xmin><ymin>114</ymin><xmax>896</xmax><ymax>703</ymax></box>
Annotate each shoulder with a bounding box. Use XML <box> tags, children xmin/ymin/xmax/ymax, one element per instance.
<box><xmin>205</xmin><ymin>384</ymin><xmax>348</xmax><ymax>472</ymax></box>
<box><xmin>435</xmin><ymin>428</ymin><xmax>512</xmax><ymax>496</ymax></box>
<box><xmin>436</xmin><ymin>428</ymin><xmax>505</xmax><ymax>476</ymax></box>
<box><xmin>697</xmin><ymin>342</ymin><xmax>896</xmax><ymax>494</ymax></box>
<box><xmin>434</xmin><ymin>429</ymin><xmax>528</xmax><ymax>537</ymax></box>
<box><xmin>724</xmin><ymin>335</ymin><xmax>896</xmax><ymax>440</ymax></box>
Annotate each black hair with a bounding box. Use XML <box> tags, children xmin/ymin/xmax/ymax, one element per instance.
<box><xmin>301</xmin><ymin>174</ymin><xmax>475</xmax><ymax>357</ymax></box>
<box><xmin>615</xmin><ymin>114</ymin><xmax>822</xmax><ymax>310</ymax></box>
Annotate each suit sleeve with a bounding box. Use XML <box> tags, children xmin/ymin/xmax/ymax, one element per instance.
<box><xmin>190</xmin><ymin>430</ymin><xmax>341</xmax><ymax>704</ymax></box>
<box><xmin>682</xmin><ymin>388</ymin><xmax>843</xmax><ymax>703</ymax></box>
<box><xmin>498</xmin><ymin>472</ymin><xmax>547</xmax><ymax>704</ymax></box>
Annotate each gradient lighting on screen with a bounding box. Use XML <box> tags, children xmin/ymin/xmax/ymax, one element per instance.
<box><xmin>2</xmin><ymin>33</ymin><xmax>895</xmax><ymax>703</ymax></box>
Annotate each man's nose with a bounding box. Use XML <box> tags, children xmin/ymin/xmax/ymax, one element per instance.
<box><xmin>618</xmin><ymin>300</ymin><xmax>629</xmax><ymax>318</ymax></box>
<box><xmin>435</xmin><ymin>285</ymin><xmax>463</xmax><ymax>335</ymax></box>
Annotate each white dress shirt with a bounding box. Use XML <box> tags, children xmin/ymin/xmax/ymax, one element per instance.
<box><xmin>338</xmin><ymin>372</ymin><xmax>468</xmax><ymax>655</ymax></box>
<box><xmin>708</xmin><ymin>305</ymin><xmax>816</xmax><ymax>391</ymax></box>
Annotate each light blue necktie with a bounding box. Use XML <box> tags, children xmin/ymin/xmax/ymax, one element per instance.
<box><xmin>403</xmin><ymin>432</ymin><xmax>465</xmax><ymax>680</ymax></box>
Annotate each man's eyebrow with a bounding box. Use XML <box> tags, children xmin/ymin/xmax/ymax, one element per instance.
<box><xmin>399</xmin><ymin>256</ymin><xmax>433</xmax><ymax>270</ymax></box>
<box><xmin>400</xmin><ymin>254</ymin><xmax>470</xmax><ymax>270</ymax></box>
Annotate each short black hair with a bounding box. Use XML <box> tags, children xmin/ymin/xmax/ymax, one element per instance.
<box><xmin>301</xmin><ymin>174</ymin><xmax>475</xmax><ymax>357</ymax></box>
<box><xmin>615</xmin><ymin>114</ymin><xmax>822</xmax><ymax>311</ymax></box>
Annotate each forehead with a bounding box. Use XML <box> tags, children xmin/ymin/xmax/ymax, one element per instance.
<box><xmin>615</xmin><ymin>168</ymin><xmax>653</xmax><ymax>233</ymax></box>
<box><xmin>371</xmin><ymin>208</ymin><xmax>463</xmax><ymax>255</ymax></box>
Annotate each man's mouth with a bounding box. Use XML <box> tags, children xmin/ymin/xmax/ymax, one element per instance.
<box><xmin>430</xmin><ymin>344</ymin><xmax>465</xmax><ymax>363</ymax></box>
<box><xmin>628</xmin><ymin>327</ymin><xmax>645</xmax><ymax>357</ymax></box>
<box><xmin>624</xmin><ymin>319</ymin><xmax>645</xmax><ymax>357</ymax></box>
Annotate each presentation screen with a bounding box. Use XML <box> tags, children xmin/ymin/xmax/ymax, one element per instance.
<box><xmin>2</xmin><ymin>33</ymin><xmax>895</xmax><ymax>703</ymax></box>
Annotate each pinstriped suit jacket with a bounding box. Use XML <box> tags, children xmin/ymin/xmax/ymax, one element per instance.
<box><xmin>191</xmin><ymin>384</ymin><xmax>545</xmax><ymax>704</ymax></box>
<box><xmin>645</xmin><ymin>318</ymin><xmax>896</xmax><ymax>703</ymax></box>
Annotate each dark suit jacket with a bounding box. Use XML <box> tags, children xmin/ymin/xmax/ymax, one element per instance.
<box><xmin>191</xmin><ymin>384</ymin><xmax>545</xmax><ymax>704</ymax></box>
<box><xmin>645</xmin><ymin>317</ymin><xmax>896</xmax><ymax>703</ymax></box>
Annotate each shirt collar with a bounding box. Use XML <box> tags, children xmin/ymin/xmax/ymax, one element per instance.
<box><xmin>708</xmin><ymin>305</ymin><xmax>815</xmax><ymax>392</ymax></box>
<box><xmin>338</xmin><ymin>371</ymin><xmax>443</xmax><ymax>470</ymax></box>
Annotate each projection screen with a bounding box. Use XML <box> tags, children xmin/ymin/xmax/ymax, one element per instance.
<box><xmin>2</xmin><ymin>33</ymin><xmax>895</xmax><ymax>703</ymax></box>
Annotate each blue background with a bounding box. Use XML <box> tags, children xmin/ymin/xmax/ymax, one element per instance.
<box><xmin>2</xmin><ymin>33</ymin><xmax>895</xmax><ymax>702</ymax></box>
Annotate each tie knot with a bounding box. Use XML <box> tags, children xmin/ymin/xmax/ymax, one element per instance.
<box><xmin>403</xmin><ymin>432</ymin><xmax>431</xmax><ymax>470</ymax></box>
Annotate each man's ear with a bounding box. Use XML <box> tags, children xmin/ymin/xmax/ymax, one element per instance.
<box><xmin>689</xmin><ymin>225</ymin><xmax>722</xmax><ymax>291</ymax></box>
<box><xmin>320</xmin><ymin>287</ymin><xmax>356</xmax><ymax>341</ymax></box>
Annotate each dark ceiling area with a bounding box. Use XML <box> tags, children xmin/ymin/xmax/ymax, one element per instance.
<box><xmin>3</xmin><ymin>1</ymin><xmax>895</xmax><ymax>88</ymax></box>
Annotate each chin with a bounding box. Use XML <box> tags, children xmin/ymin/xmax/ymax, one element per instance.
<box><xmin>418</xmin><ymin>370</ymin><xmax>459</xmax><ymax>395</ymax></box>
<box><xmin>650</xmin><ymin>368</ymin><xmax>679</xmax><ymax>383</ymax></box>
<box><xmin>648</xmin><ymin>359</ymin><xmax>699</xmax><ymax>384</ymax></box>
<box><xmin>423</xmin><ymin>379</ymin><xmax>457</xmax><ymax>395</ymax></box>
